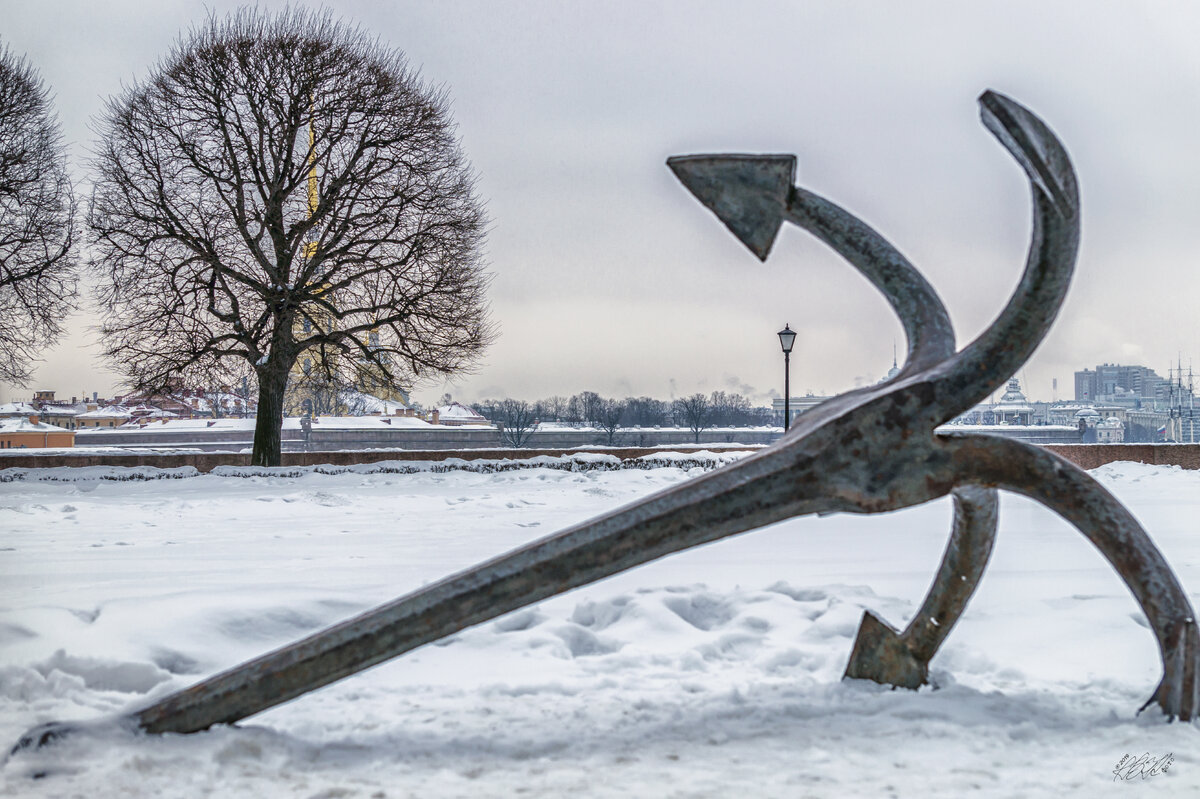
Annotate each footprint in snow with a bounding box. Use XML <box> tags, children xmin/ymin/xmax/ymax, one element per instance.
<box><xmin>68</xmin><ymin>607</ymin><xmax>100</xmax><ymax>624</ymax></box>
<box><xmin>309</xmin><ymin>492</ymin><xmax>349</xmax><ymax>507</ymax></box>
<box><xmin>571</xmin><ymin>596</ymin><xmax>633</xmax><ymax>631</ymax></box>
<box><xmin>551</xmin><ymin>623</ymin><xmax>621</xmax><ymax>658</ymax></box>
<box><xmin>662</xmin><ymin>593</ymin><xmax>736</xmax><ymax>631</ymax></box>
<box><xmin>494</xmin><ymin>608</ymin><xmax>546</xmax><ymax>633</ymax></box>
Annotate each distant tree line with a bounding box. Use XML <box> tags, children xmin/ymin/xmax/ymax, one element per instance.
<box><xmin>471</xmin><ymin>390</ymin><xmax>776</xmax><ymax>446</ymax></box>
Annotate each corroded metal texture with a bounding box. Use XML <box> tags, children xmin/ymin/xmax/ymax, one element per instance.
<box><xmin>13</xmin><ymin>90</ymin><xmax>1199</xmax><ymax>755</ymax></box>
<box><xmin>844</xmin><ymin>486</ymin><xmax>998</xmax><ymax>689</ymax></box>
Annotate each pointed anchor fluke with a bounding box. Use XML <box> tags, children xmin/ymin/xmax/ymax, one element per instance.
<box><xmin>844</xmin><ymin>486</ymin><xmax>999</xmax><ymax>689</ymax></box>
<box><xmin>667</xmin><ymin>154</ymin><xmax>795</xmax><ymax>260</ymax></box>
<box><xmin>844</xmin><ymin>610</ymin><xmax>927</xmax><ymax>689</ymax></box>
<box><xmin>979</xmin><ymin>90</ymin><xmax>1078</xmax><ymax>221</ymax></box>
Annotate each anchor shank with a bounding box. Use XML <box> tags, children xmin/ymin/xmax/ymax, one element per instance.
<box><xmin>131</xmin><ymin>450</ymin><xmax>844</xmax><ymax>735</ymax></box>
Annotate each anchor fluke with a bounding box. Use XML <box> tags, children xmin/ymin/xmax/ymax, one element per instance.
<box><xmin>978</xmin><ymin>90</ymin><xmax>1077</xmax><ymax>220</ymax></box>
<box><xmin>843</xmin><ymin>486</ymin><xmax>999</xmax><ymax>691</ymax></box>
<box><xmin>667</xmin><ymin>154</ymin><xmax>795</xmax><ymax>260</ymax></box>
<box><xmin>844</xmin><ymin>610</ymin><xmax>930</xmax><ymax>690</ymax></box>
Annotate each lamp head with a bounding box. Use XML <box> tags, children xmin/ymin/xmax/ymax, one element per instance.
<box><xmin>778</xmin><ymin>324</ymin><xmax>796</xmax><ymax>354</ymax></box>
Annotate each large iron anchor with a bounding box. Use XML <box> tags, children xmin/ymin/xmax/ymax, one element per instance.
<box><xmin>13</xmin><ymin>90</ymin><xmax>1198</xmax><ymax>755</ymax></box>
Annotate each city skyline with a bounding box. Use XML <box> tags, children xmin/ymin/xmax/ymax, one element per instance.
<box><xmin>3</xmin><ymin>1</ymin><xmax>1199</xmax><ymax>407</ymax></box>
<box><xmin>9</xmin><ymin>354</ymin><xmax>1196</xmax><ymax>412</ymax></box>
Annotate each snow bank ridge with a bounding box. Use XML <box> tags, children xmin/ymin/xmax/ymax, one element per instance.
<box><xmin>0</xmin><ymin>450</ymin><xmax>752</xmax><ymax>483</ymax></box>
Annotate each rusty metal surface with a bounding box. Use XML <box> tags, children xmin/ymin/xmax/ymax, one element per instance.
<box><xmin>844</xmin><ymin>485</ymin><xmax>998</xmax><ymax>689</ymax></box>
<box><xmin>13</xmin><ymin>90</ymin><xmax>1199</xmax><ymax>755</ymax></box>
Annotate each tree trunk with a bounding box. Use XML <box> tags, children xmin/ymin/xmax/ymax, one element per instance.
<box><xmin>251</xmin><ymin>363</ymin><xmax>290</xmax><ymax>467</ymax></box>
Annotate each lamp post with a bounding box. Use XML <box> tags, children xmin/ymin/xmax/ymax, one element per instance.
<box><xmin>778</xmin><ymin>324</ymin><xmax>797</xmax><ymax>431</ymax></box>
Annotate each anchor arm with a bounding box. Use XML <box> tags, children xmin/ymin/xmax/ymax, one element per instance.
<box><xmin>931</xmin><ymin>91</ymin><xmax>1081</xmax><ymax>423</ymax></box>
<box><xmin>784</xmin><ymin>187</ymin><xmax>956</xmax><ymax>375</ymax></box>
<box><xmin>844</xmin><ymin>484</ymin><xmax>998</xmax><ymax>689</ymax></box>
<box><xmin>666</xmin><ymin>155</ymin><xmax>956</xmax><ymax>380</ymax></box>
<box><xmin>938</xmin><ymin>432</ymin><xmax>1200</xmax><ymax>720</ymax></box>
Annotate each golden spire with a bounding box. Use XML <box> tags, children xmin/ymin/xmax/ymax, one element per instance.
<box><xmin>304</xmin><ymin>99</ymin><xmax>318</xmax><ymax>259</ymax></box>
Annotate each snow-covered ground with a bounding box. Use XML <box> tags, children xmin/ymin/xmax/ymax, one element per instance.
<box><xmin>2</xmin><ymin>459</ymin><xmax>1198</xmax><ymax>797</ymax></box>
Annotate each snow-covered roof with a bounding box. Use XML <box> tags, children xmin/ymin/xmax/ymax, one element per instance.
<box><xmin>347</xmin><ymin>391</ymin><xmax>409</xmax><ymax>414</ymax></box>
<box><xmin>75</xmin><ymin>415</ymin><xmax>449</xmax><ymax>433</ymax></box>
<box><xmin>191</xmin><ymin>393</ymin><xmax>252</xmax><ymax>412</ymax></box>
<box><xmin>0</xmin><ymin>417</ymin><xmax>72</xmax><ymax>433</ymax></box>
<box><xmin>0</xmin><ymin>402</ymin><xmax>38</xmax><ymax>416</ymax></box>
<box><xmin>77</xmin><ymin>405</ymin><xmax>133</xmax><ymax>419</ymax></box>
<box><xmin>299</xmin><ymin>415</ymin><xmax>434</xmax><ymax>430</ymax></box>
<box><xmin>936</xmin><ymin>423</ymin><xmax>1076</xmax><ymax>432</ymax></box>
<box><xmin>37</xmin><ymin>404</ymin><xmax>80</xmax><ymax>416</ymax></box>
<box><xmin>437</xmin><ymin>402</ymin><xmax>487</xmax><ymax>421</ymax></box>
<box><xmin>129</xmin><ymin>405</ymin><xmax>178</xmax><ymax>418</ymax></box>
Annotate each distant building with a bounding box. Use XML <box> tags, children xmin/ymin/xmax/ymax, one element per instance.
<box><xmin>76</xmin><ymin>405</ymin><xmax>133</xmax><ymax>428</ymax></box>
<box><xmin>1074</xmin><ymin>363</ymin><xmax>1165</xmax><ymax>403</ymax></box>
<box><xmin>0</xmin><ymin>415</ymin><xmax>75</xmax><ymax>448</ymax></box>
<box><xmin>771</xmin><ymin>394</ymin><xmax>832</xmax><ymax>427</ymax></box>
<box><xmin>1096</xmin><ymin>415</ymin><xmax>1125</xmax><ymax>443</ymax></box>
<box><xmin>0</xmin><ymin>402</ymin><xmax>39</xmax><ymax>418</ymax></box>
<box><xmin>37</xmin><ymin>403</ymin><xmax>82</xmax><ymax>430</ymax></box>
<box><xmin>991</xmin><ymin>378</ymin><xmax>1034</xmax><ymax>425</ymax></box>
<box><xmin>435</xmin><ymin>402</ymin><xmax>489</xmax><ymax>426</ymax></box>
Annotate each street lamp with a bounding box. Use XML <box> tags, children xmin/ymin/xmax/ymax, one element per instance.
<box><xmin>778</xmin><ymin>324</ymin><xmax>797</xmax><ymax>431</ymax></box>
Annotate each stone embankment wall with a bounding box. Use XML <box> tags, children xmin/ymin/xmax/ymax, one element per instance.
<box><xmin>72</xmin><ymin>427</ymin><xmax>783</xmax><ymax>451</ymax></box>
<box><xmin>3</xmin><ymin>443</ymin><xmax>1199</xmax><ymax>473</ymax></box>
<box><xmin>0</xmin><ymin>445</ymin><xmax>758</xmax><ymax>473</ymax></box>
<box><xmin>1044</xmin><ymin>444</ymin><xmax>1200</xmax><ymax>471</ymax></box>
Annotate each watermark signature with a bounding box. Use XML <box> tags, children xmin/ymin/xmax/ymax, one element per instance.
<box><xmin>1113</xmin><ymin>752</ymin><xmax>1173</xmax><ymax>781</ymax></box>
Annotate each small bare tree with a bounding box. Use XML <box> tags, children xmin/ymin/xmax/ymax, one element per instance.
<box><xmin>708</xmin><ymin>390</ymin><xmax>753</xmax><ymax>426</ymax></box>
<box><xmin>0</xmin><ymin>45</ymin><xmax>78</xmax><ymax>385</ymax></box>
<box><xmin>624</xmin><ymin>396</ymin><xmax>668</xmax><ymax>427</ymax></box>
<box><xmin>493</xmin><ymin>398</ymin><xmax>536</xmax><ymax>448</ymax></box>
<box><xmin>534</xmin><ymin>395</ymin><xmax>567</xmax><ymax>423</ymax></box>
<box><xmin>596</xmin><ymin>398</ymin><xmax>625</xmax><ymax>446</ymax></box>
<box><xmin>674</xmin><ymin>393</ymin><xmax>712</xmax><ymax>444</ymax></box>
<box><xmin>89</xmin><ymin>9</ymin><xmax>493</xmax><ymax>465</ymax></box>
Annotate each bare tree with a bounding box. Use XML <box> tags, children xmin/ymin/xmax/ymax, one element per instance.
<box><xmin>88</xmin><ymin>9</ymin><xmax>493</xmax><ymax>465</ymax></box>
<box><xmin>568</xmin><ymin>390</ymin><xmax>604</xmax><ymax>427</ymax></box>
<box><xmin>0</xmin><ymin>45</ymin><xmax>78</xmax><ymax>385</ymax></box>
<box><xmin>534</xmin><ymin>395</ymin><xmax>567</xmax><ymax>423</ymax></box>
<box><xmin>196</xmin><ymin>384</ymin><xmax>228</xmax><ymax>419</ymax></box>
<box><xmin>674</xmin><ymin>393</ymin><xmax>712</xmax><ymax>444</ymax></box>
<box><xmin>596</xmin><ymin>398</ymin><xmax>625</xmax><ymax>446</ymax></box>
<box><xmin>563</xmin><ymin>395</ymin><xmax>583</xmax><ymax>426</ymax></box>
<box><xmin>708</xmin><ymin>390</ymin><xmax>753</xmax><ymax>426</ymax></box>
<box><xmin>624</xmin><ymin>396</ymin><xmax>668</xmax><ymax>427</ymax></box>
<box><xmin>285</xmin><ymin>373</ymin><xmax>346</xmax><ymax>417</ymax></box>
<box><xmin>224</xmin><ymin>360</ymin><xmax>258</xmax><ymax>418</ymax></box>
<box><xmin>494</xmin><ymin>398</ymin><xmax>537</xmax><ymax>448</ymax></box>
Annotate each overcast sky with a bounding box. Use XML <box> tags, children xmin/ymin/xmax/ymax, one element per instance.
<box><xmin>4</xmin><ymin>0</ymin><xmax>1199</xmax><ymax>407</ymax></box>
